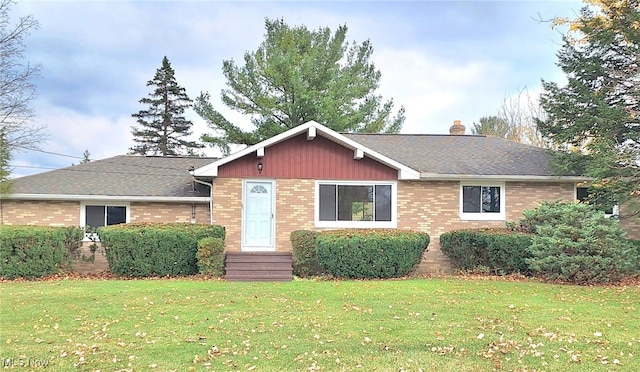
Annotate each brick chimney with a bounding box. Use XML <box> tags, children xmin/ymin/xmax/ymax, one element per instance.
<box><xmin>449</xmin><ymin>120</ymin><xmax>465</xmax><ymax>135</ymax></box>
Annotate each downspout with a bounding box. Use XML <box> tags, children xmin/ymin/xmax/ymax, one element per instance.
<box><xmin>193</xmin><ymin>178</ymin><xmax>213</xmax><ymax>225</ymax></box>
<box><xmin>189</xmin><ymin>166</ymin><xmax>213</xmax><ymax>225</ymax></box>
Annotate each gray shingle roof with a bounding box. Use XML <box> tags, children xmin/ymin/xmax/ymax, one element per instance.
<box><xmin>9</xmin><ymin>155</ymin><xmax>217</xmax><ymax>197</ymax></box>
<box><xmin>343</xmin><ymin>133</ymin><xmax>574</xmax><ymax>177</ymax></box>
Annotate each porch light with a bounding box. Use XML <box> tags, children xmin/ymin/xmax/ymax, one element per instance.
<box><xmin>257</xmin><ymin>162</ymin><xmax>263</xmax><ymax>174</ymax></box>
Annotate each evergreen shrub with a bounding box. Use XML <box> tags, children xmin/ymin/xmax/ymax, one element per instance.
<box><xmin>0</xmin><ymin>226</ymin><xmax>83</xmax><ymax>279</ymax></box>
<box><xmin>315</xmin><ymin>229</ymin><xmax>429</xmax><ymax>279</ymax></box>
<box><xmin>196</xmin><ymin>237</ymin><xmax>225</xmax><ymax>276</ymax></box>
<box><xmin>439</xmin><ymin>228</ymin><xmax>531</xmax><ymax>274</ymax></box>
<box><xmin>99</xmin><ymin>223</ymin><xmax>225</xmax><ymax>277</ymax></box>
<box><xmin>521</xmin><ymin>201</ymin><xmax>637</xmax><ymax>284</ymax></box>
<box><xmin>290</xmin><ymin>230</ymin><xmax>322</xmax><ymax>277</ymax></box>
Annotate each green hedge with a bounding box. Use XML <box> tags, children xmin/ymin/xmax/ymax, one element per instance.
<box><xmin>0</xmin><ymin>226</ymin><xmax>83</xmax><ymax>279</ymax></box>
<box><xmin>290</xmin><ymin>230</ymin><xmax>322</xmax><ymax>277</ymax></box>
<box><xmin>196</xmin><ymin>237</ymin><xmax>225</xmax><ymax>277</ymax></box>
<box><xmin>439</xmin><ymin>229</ymin><xmax>531</xmax><ymax>274</ymax></box>
<box><xmin>99</xmin><ymin>223</ymin><xmax>225</xmax><ymax>277</ymax></box>
<box><xmin>316</xmin><ymin>229</ymin><xmax>429</xmax><ymax>279</ymax></box>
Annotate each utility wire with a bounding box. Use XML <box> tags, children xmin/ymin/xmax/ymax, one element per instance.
<box><xmin>16</xmin><ymin>146</ymin><xmax>87</xmax><ymax>160</ymax></box>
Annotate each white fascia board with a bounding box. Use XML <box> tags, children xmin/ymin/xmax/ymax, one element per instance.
<box><xmin>418</xmin><ymin>173</ymin><xmax>592</xmax><ymax>182</ymax></box>
<box><xmin>194</xmin><ymin>120</ymin><xmax>420</xmax><ymax>180</ymax></box>
<box><xmin>2</xmin><ymin>194</ymin><xmax>210</xmax><ymax>203</ymax></box>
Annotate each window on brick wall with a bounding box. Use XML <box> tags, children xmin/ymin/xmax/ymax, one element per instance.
<box><xmin>315</xmin><ymin>181</ymin><xmax>397</xmax><ymax>228</ymax></box>
<box><xmin>575</xmin><ymin>186</ymin><xmax>618</xmax><ymax>217</ymax></box>
<box><xmin>80</xmin><ymin>202</ymin><xmax>130</xmax><ymax>239</ymax></box>
<box><xmin>459</xmin><ymin>182</ymin><xmax>506</xmax><ymax>221</ymax></box>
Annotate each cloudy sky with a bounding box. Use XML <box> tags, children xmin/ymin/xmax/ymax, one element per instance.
<box><xmin>9</xmin><ymin>0</ymin><xmax>583</xmax><ymax>178</ymax></box>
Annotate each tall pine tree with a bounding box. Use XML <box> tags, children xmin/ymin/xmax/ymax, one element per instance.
<box><xmin>538</xmin><ymin>0</ymin><xmax>639</xmax><ymax>217</ymax></box>
<box><xmin>195</xmin><ymin>18</ymin><xmax>404</xmax><ymax>154</ymax></box>
<box><xmin>130</xmin><ymin>56</ymin><xmax>202</xmax><ymax>156</ymax></box>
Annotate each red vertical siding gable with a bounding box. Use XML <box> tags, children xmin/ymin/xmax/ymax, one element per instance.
<box><xmin>218</xmin><ymin>134</ymin><xmax>397</xmax><ymax>180</ymax></box>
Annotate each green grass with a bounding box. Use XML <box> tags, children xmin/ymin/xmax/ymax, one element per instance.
<box><xmin>0</xmin><ymin>278</ymin><xmax>638</xmax><ymax>371</ymax></box>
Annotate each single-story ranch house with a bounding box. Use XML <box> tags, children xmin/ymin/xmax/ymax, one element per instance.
<box><xmin>2</xmin><ymin>121</ymin><xmax>638</xmax><ymax>276</ymax></box>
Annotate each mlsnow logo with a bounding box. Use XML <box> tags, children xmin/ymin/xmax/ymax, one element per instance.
<box><xmin>3</xmin><ymin>357</ymin><xmax>50</xmax><ymax>367</ymax></box>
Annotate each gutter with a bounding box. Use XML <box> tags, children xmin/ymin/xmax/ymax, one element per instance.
<box><xmin>418</xmin><ymin>174</ymin><xmax>592</xmax><ymax>182</ymax></box>
<box><xmin>2</xmin><ymin>194</ymin><xmax>210</xmax><ymax>202</ymax></box>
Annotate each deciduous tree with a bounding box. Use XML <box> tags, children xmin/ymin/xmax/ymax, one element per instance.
<box><xmin>130</xmin><ymin>56</ymin><xmax>202</xmax><ymax>156</ymax></box>
<box><xmin>195</xmin><ymin>18</ymin><xmax>405</xmax><ymax>154</ymax></box>
<box><xmin>537</xmin><ymin>0</ymin><xmax>639</xmax><ymax>218</ymax></box>
<box><xmin>0</xmin><ymin>0</ymin><xmax>45</xmax><ymax>187</ymax></box>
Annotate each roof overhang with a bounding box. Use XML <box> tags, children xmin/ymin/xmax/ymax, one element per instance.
<box><xmin>418</xmin><ymin>173</ymin><xmax>591</xmax><ymax>182</ymax></box>
<box><xmin>1</xmin><ymin>194</ymin><xmax>210</xmax><ymax>203</ymax></box>
<box><xmin>194</xmin><ymin>121</ymin><xmax>421</xmax><ymax>180</ymax></box>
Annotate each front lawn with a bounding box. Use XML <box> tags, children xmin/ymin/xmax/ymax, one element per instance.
<box><xmin>0</xmin><ymin>278</ymin><xmax>638</xmax><ymax>371</ymax></box>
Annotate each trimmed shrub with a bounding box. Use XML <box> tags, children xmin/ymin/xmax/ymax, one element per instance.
<box><xmin>99</xmin><ymin>223</ymin><xmax>225</xmax><ymax>277</ymax></box>
<box><xmin>485</xmin><ymin>233</ymin><xmax>532</xmax><ymax>275</ymax></box>
<box><xmin>522</xmin><ymin>201</ymin><xmax>637</xmax><ymax>284</ymax></box>
<box><xmin>316</xmin><ymin>229</ymin><xmax>429</xmax><ymax>279</ymax></box>
<box><xmin>290</xmin><ymin>230</ymin><xmax>322</xmax><ymax>277</ymax></box>
<box><xmin>0</xmin><ymin>226</ymin><xmax>83</xmax><ymax>279</ymax></box>
<box><xmin>439</xmin><ymin>228</ymin><xmax>531</xmax><ymax>274</ymax></box>
<box><xmin>196</xmin><ymin>237</ymin><xmax>225</xmax><ymax>276</ymax></box>
<box><xmin>439</xmin><ymin>229</ymin><xmax>489</xmax><ymax>270</ymax></box>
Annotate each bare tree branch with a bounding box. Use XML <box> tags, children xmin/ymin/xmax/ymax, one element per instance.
<box><xmin>0</xmin><ymin>0</ymin><xmax>45</xmax><ymax>156</ymax></box>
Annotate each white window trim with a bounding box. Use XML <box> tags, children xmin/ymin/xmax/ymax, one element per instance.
<box><xmin>314</xmin><ymin>180</ymin><xmax>397</xmax><ymax>229</ymax></box>
<box><xmin>459</xmin><ymin>182</ymin><xmax>506</xmax><ymax>221</ymax></box>
<box><xmin>80</xmin><ymin>201</ymin><xmax>131</xmax><ymax>241</ymax></box>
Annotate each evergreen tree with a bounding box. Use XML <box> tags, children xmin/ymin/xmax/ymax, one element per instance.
<box><xmin>195</xmin><ymin>18</ymin><xmax>405</xmax><ymax>154</ymax></box>
<box><xmin>471</xmin><ymin>116</ymin><xmax>510</xmax><ymax>138</ymax></box>
<box><xmin>130</xmin><ymin>56</ymin><xmax>202</xmax><ymax>156</ymax></box>
<box><xmin>538</xmin><ymin>0</ymin><xmax>639</xmax><ymax>218</ymax></box>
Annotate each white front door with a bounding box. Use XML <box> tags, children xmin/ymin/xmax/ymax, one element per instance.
<box><xmin>243</xmin><ymin>180</ymin><xmax>275</xmax><ymax>251</ymax></box>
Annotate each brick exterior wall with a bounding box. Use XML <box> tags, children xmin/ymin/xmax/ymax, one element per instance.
<box><xmin>396</xmin><ymin>181</ymin><xmax>576</xmax><ymax>274</ymax></box>
<box><xmin>4</xmin><ymin>181</ymin><xmax>637</xmax><ymax>276</ymax></box>
<box><xmin>275</xmin><ymin>179</ymin><xmax>315</xmax><ymax>249</ymax></box>
<box><xmin>130</xmin><ymin>202</ymin><xmax>210</xmax><ymax>224</ymax></box>
<box><xmin>212</xmin><ymin>178</ymin><xmax>584</xmax><ymax>274</ymax></box>
<box><xmin>620</xmin><ymin>203</ymin><xmax>640</xmax><ymax>240</ymax></box>
<box><xmin>72</xmin><ymin>242</ymin><xmax>109</xmax><ymax>274</ymax></box>
<box><xmin>0</xmin><ymin>200</ymin><xmax>80</xmax><ymax>226</ymax></box>
<box><xmin>212</xmin><ymin>178</ymin><xmax>243</xmax><ymax>251</ymax></box>
<box><xmin>212</xmin><ymin>178</ymin><xmax>316</xmax><ymax>252</ymax></box>
<box><xmin>0</xmin><ymin>200</ymin><xmax>209</xmax><ymax>226</ymax></box>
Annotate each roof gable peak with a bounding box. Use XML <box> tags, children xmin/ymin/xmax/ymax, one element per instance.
<box><xmin>194</xmin><ymin>121</ymin><xmax>420</xmax><ymax>180</ymax></box>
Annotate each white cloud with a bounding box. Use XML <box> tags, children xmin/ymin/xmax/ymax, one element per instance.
<box><xmin>9</xmin><ymin>0</ymin><xmax>583</xmax><ymax>177</ymax></box>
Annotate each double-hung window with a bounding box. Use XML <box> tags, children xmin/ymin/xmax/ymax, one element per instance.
<box><xmin>460</xmin><ymin>183</ymin><xmax>505</xmax><ymax>220</ymax></box>
<box><xmin>315</xmin><ymin>181</ymin><xmax>396</xmax><ymax>228</ymax></box>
